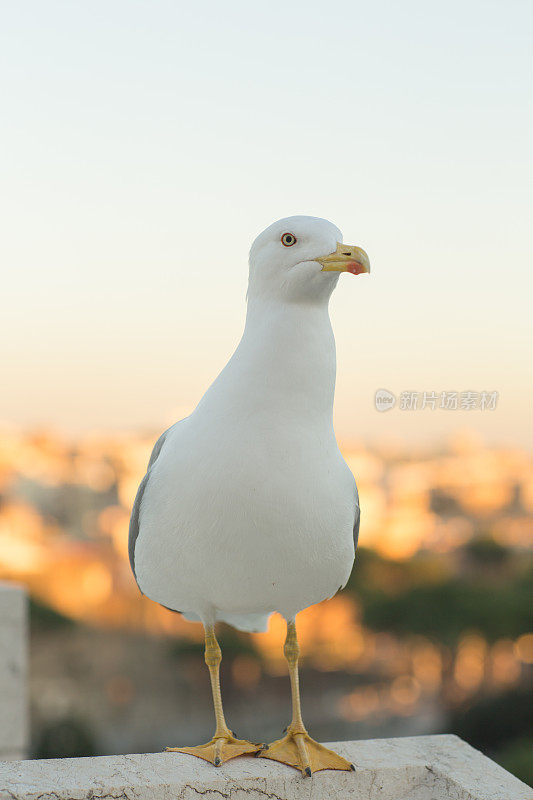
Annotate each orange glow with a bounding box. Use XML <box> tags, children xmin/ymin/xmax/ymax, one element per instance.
<box><xmin>390</xmin><ymin>675</ymin><xmax>421</xmax><ymax>707</ymax></box>
<box><xmin>251</xmin><ymin>596</ymin><xmax>366</xmax><ymax>674</ymax></box>
<box><xmin>339</xmin><ymin>686</ymin><xmax>381</xmax><ymax>721</ymax></box>
<box><xmin>454</xmin><ymin>634</ymin><xmax>487</xmax><ymax>691</ymax></box>
<box><xmin>98</xmin><ymin>506</ymin><xmax>130</xmax><ymax>559</ymax></box>
<box><xmin>81</xmin><ymin>563</ymin><xmax>113</xmax><ymax>604</ymax></box>
<box><xmin>411</xmin><ymin>640</ymin><xmax>442</xmax><ymax>691</ymax></box>
<box><xmin>490</xmin><ymin>639</ymin><xmax>521</xmax><ymax>687</ymax></box>
<box><xmin>514</xmin><ymin>633</ymin><xmax>533</xmax><ymax>664</ymax></box>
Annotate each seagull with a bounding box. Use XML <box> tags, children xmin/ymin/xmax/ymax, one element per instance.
<box><xmin>129</xmin><ymin>215</ymin><xmax>370</xmax><ymax>775</ymax></box>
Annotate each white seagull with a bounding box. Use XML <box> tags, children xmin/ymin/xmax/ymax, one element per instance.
<box><xmin>129</xmin><ymin>215</ymin><xmax>370</xmax><ymax>775</ymax></box>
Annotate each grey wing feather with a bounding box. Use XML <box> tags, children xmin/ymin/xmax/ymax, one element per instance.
<box><xmin>147</xmin><ymin>428</ymin><xmax>169</xmax><ymax>469</ymax></box>
<box><xmin>338</xmin><ymin>486</ymin><xmax>360</xmax><ymax>595</ymax></box>
<box><xmin>353</xmin><ymin>503</ymin><xmax>360</xmax><ymax>552</ymax></box>
<box><xmin>128</xmin><ymin>473</ymin><xmax>149</xmax><ymax>582</ymax></box>
<box><xmin>128</xmin><ymin>426</ymin><xmax>173</xmax><ymax>584</ymax></box>
<box><xmin>353</xmin><ymin>483</ymin><xmax>360</xmax><ymax>553</ymax></box>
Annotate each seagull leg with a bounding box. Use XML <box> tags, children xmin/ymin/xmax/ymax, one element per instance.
<box><xmin>166</xmin><ymin>624</ymin><xmax>261</xmax><ymax>765</ymax></box>
<box><xmin>258</xmin><ymin>619</ymin><xmax>354</xmax><ymax>776</ymax></box>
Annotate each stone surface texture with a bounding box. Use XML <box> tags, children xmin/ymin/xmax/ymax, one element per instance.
<box><xmin>1</xmin><ymin>735</ymin><xmax>531</xmax><ymax>800</ymax></box>
<box><xmin>0</xmin><ymin>582</ymin><xmax>28</xmax><ymax>761</ymax></box>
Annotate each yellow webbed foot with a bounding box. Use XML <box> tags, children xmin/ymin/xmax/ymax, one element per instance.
<box><xmin>258</xmin><ymin>726</ymin><xmax>355</xmax><ymax>776</ymax></box>
<box><xmin>166</xmin><ymin>733</ymin><xmax>262</xmax><ymax>766</ymax></box>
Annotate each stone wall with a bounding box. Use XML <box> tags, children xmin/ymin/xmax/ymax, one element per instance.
<box><xmin>0</xmin><ymin>582</ymin><xmax>28</xmax><ymax>761</ymax></box>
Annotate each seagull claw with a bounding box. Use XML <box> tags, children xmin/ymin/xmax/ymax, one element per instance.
<box><xmin>259</xmin><ymin>730</ymin><xmax>353</xmax><ymax>776</ymax></box>
<box><xmin>166</xmin><ymin>734</ymin><xmax>261</xmax><ymax>766</ymax></box>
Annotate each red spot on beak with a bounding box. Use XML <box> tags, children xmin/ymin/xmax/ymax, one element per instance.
<box><xmin>346</xmin><ymin>261</ymin><xmax>367</xmax><ymax>275</ymax></box>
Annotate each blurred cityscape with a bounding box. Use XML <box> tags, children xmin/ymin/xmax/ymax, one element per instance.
<box><xmin>0</xmin><ymin>425</ymin><xmax>531</xmax><ymax>781</ymax></box>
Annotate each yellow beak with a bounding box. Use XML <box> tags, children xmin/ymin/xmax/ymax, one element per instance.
<box><xmin>316</xmin><ymin>242</ymin><xmax>371</xmax><ymax>275</ymax></box>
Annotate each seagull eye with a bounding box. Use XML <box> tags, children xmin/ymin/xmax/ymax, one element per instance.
<box><xmin>281</xmin><ymin>232</ymin><xmax>297</xmax><ymax>247</ymax></box>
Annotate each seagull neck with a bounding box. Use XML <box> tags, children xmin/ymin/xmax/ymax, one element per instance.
<box><xmin>238</xmin><ymin>296</ymin><xmax>337</xmax><ymax>416</ymax></box>
<box><xmin>244</xmin><ymin>296</ymin><xmax>332</xmax><ymax>330</ymax></box>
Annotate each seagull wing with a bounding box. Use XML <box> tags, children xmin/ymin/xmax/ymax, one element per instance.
<box><xmin>340</xmin><ymin>485</ymin><xmax>360</xmax><ymax>595</ymax></box>
<box><xmin>128</xmin><ymin>425</ymin><xmax>174</xmax><ymax>584</ymax></box>
<box><xmin>353</xmin><ymin>495</ymin><xmax>360</xmax><ymax>552</ymax></box>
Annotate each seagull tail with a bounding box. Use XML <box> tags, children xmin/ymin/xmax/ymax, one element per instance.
<box><xmin>217</xmin><ymin>611</ymin><xmax>271</xmax><ymax>633</ymax></box>
<box><xmin>181</xmin><ymin>610</ymin><xmax>271</xmax><ymax>633</ymax></box>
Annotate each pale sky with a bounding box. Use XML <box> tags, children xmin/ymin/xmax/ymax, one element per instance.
<box><xmin>1</xmin><ymin>0</ymin><xmax>532</xmax><ymax>446</ymax></box>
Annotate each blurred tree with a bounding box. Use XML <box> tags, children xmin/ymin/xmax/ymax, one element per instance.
<box><xmin>459</xmin><ymin>536</ymin><xmax>514</xmax><ymax>581</ymax></box>
<box><xmin>494</xmin><ymin>736</ymin><xmax>533</xmax><ymax>787</ymax></box>
<box><xmin>33</xmin><ymin>716</ymin><xmax>97</xmax><ymax>758</ymax></box>
<box><xmin>461</xmin><ymin>537</ymin><xmax>511</xmax><ymax>568</ymax></box>
<box><xmin>359</xmin><ymin>573</ymin><xmax>532</xmax><ymax>644</ymax></box>
<box><xmin>448</xmin><ymin>686</ymin><xmax>533</xmax><ymax>785</ymax></box>
<box><xmin>429</xmin><ymin>488</ymin><xmax>463</xmax><ymax>516</ymax></box>
<box><xmin>346</xmin><ymin>546</ymin><xmax>450</xmax><ymax>598</ymax></box>
<box><xmin>30</xmin><ymin>597</ymin><xmax>75</xmax><ymax>632</ymax></box>
<box><xmin>345</xmin><ymin>547</ymin><xmax>533</xmax><ymax>645</ymax></box>
<box><xmin>449</xmin><ymin>685</ymin><xmax>532</xmax><ymax>751</ymax></box>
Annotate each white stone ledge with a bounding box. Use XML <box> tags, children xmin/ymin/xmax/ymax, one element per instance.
<box><xmin>1</xmin><ymin>735</ymin><xmax>531</xmax><ymax>800</ymax></box>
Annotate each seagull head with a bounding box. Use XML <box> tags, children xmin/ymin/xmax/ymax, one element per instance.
<box><xmin>248</xmin><ymin>215</ymin><xmax>370</xmax><ymax>305</ymax></box>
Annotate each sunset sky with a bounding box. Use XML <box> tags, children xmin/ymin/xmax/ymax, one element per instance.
<box><xmin>1</xmin><ymin>0</ymin><xmax>532</xmax><ymax>445</ymax></box>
